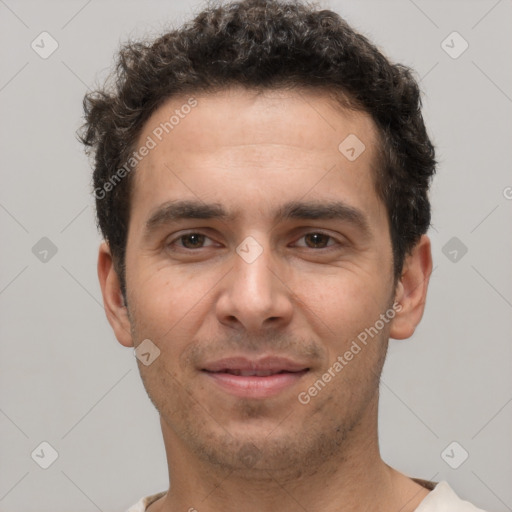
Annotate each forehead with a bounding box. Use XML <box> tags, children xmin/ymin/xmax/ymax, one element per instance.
<box><xmin>136</xmin><ymin>86</ymin><xmax>377</xmax><ymax>158</ymax></box>
<box><xmin>129</xmin><ymin>87</ymin><xmax>383</xmax><ymax>227</ymax></box>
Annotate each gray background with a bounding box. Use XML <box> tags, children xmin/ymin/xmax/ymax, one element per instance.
<box><xmin>0</xmin><ymin>0</ymin><xmax>511</xmax><ymax>510</ymax></box>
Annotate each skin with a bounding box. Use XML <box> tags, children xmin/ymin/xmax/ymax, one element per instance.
<box><xmin>98</xmin><ymin>87</ymin><xmax>433</xmax><ymax>512</ymax></box>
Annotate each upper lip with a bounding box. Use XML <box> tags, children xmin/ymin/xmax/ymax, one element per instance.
<box><xmin>201</xmin><ymin>356</ymin><xmax>310</xmax><ymax>374</ymax></box>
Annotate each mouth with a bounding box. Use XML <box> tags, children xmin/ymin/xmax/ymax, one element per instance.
<box><xmin>210</xmin><ymin>368</ymin><xmax>305</xmax><ymax>376</ymax></box>
<box><xmin>201</xmin><ymin>356</ymin><xmax>310</xmax><ymax>398</ymax></box>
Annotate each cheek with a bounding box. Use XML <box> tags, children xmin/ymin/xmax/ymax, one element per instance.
<box><xmin>297</xmin><ymin>271</ymin><xmax>388</xmax><ymax>335</ymax></box>
<box><xmin>129</xmin><ymin>265</ymin><xmax>213</xmax><ymax>344</ymax></box>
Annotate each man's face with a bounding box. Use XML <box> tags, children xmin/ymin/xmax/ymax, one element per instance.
<box><xmin>122</xmin><ymin>87</ymin><xmax>397</xmax><ymax>473</ymax></box>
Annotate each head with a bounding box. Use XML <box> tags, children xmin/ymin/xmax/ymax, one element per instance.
<box><xmin>80</xmin><ymin>0</ymin><xmax>435</xmax><ymax>476</ymax></box>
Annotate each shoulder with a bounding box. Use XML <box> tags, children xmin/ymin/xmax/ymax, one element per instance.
<box><xmin>125</xmin><ymin>491</ymin><xmax>167</xmax><ymax>512</ymax></box>
<box><xmin>414</xmin><ymin>481</ymin><xmax>489</xmax><ymax>512</ymax></box>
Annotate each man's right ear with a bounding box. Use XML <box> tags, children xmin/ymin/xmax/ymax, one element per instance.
<box><xmin>97</xmin><ymin>241</ymin><xmax>134</xmax><ymax>347</ymax></box>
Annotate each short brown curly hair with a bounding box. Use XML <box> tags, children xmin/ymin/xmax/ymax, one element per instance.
<box><xmin>78</xmin><ymin>0</ymin><xmax>436</xmax><ymax>303</ymax></box>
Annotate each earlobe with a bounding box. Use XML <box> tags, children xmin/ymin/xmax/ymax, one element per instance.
<box><xmin>97</xmin><ymin>241</ymin><xmax>134</xmax><ymax>347</ymax></box>
<box><xmin>389</xmin><ymin>235</ymin><xmax>433</xmax><ymax>340</ymax></box>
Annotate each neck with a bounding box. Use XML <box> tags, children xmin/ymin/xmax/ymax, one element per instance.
<box><xmin>151</xmin><ymin>397</ymin><xmax>429</xmax><ymax>512</ymax></box>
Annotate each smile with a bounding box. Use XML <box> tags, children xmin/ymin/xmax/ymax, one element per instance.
<box><xmin>201</xmin><ymin>355</ymin><xmax>310</xmax><ymax>398</ymax></box>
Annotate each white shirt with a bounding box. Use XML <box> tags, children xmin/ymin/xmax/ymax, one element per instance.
<box><xmin>125</xmin><ymin>481</ymin><xmax>488</xmax><ymax>511</ymax></box>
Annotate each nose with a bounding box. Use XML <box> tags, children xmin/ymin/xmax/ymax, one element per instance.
<box><xmin>215</xmin><ymin>239</ymin><xmax>294</xmax><ymax>333</ymax></box>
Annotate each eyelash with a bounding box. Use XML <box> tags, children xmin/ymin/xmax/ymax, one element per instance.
<box><xmin>165</xmin><ymin>231</ymin><xmax>343</xmax><ymax>251</ymax></box>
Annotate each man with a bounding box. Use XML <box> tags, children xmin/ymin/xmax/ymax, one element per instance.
<box><xmin>79</xmin><ymin>0</ymin><xmax>487</xmax><ymax>510</ymax></box>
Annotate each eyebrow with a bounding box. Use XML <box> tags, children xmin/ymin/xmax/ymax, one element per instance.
<box><xmin>143</xmin><ymin>199</ymin><xmax>372</xmax><ymax>240</ymax></box>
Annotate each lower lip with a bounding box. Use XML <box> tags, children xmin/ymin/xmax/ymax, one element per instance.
<box><xmin>203</xmin><ymin>370</ymin><xmax>308</xmax><ymax>398</ymax></box>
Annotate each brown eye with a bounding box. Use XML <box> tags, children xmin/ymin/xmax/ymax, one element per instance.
<box><xmin>179</xmin><ymin>233</ymin><xmax>206</xmax><ymax>249</ymax></box>
<box><xmin>303</xmin><ymin>233</ymin><xmax>333</xmax><ymax>249</ymax></box>
<box><xmin>166</xmin><ymin>232</ymin><xmax>215</xmax><ymax>251</ymax></box>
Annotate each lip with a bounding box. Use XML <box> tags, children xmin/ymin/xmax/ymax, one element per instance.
<box><xmin>201</xmin><ymin>356</ymin><xmax>310</xmax><ymax>399</ymax></box>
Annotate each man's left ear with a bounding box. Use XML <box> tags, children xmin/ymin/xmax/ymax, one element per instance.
<box><xmin>389</xmin><ymin>234</ymin><xmax>433</xmax><ymax>340</ymax></box>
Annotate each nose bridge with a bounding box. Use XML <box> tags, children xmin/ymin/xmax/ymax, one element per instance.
<box><xmin>216</xmin><ymin>234</ymin><xmax>292</xmax><ymax>330</ymax></box>
<box><xmin>236</xmin><ymin>239</ymin><xmax>273</xmax><ymax>297</ymax></box>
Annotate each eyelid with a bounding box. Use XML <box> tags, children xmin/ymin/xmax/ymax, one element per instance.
<box><xmin>292</xmin><ymin>231</ymin><xmax>341</xmax><ymax>248</ymax></box>
<box><xmin>166</xmin><ymin>230</ymin><xmax>217</xmax><ymax>249</ymax></box>
<box><xmin>165</xmin><ymin>229</ymin><xmax>345</xmax><ymax>251</ymax></box>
